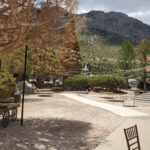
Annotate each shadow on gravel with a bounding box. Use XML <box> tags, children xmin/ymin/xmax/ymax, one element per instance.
<box><xmin>101</xmin><ymin>97</ymin><xmax>114</xmax><ymax>99</ymax></box>
<box><xmin>24</xmin><ymin>98</ymin><xmax>44</xmax><ymax>103</ymax></box>
<box><xmin>38</xmin><ymin>94</ymin><xmax>52</xmax><ymax>97</ymax></box>
<box><xmin>123</xmin><ymin>105</ymin><xmax>137</xmax><ymax>107</ymax></box>
<box><xmin>0</xmin><ymin>118</ymin><xmax>94</xmax><ymax>150</ymax></box>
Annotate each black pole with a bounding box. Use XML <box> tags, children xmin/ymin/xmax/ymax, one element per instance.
<box><xmin>0</xmin><ymin>60</ymin><xmax>1</xmax><ymax>70</ymax></box>
<box><xmin>21</xmin><ymin>45</ymin><xmax>28</xmax><ymax>126</ymax></box>
<box><xmin>144</xmin><ymin>53</ymin><xmax>147</xmax><ymax>91</ymax></box>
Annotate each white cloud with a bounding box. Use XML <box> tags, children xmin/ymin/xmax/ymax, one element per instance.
<box><xmin>77</xmin><ymin>8</ymin><xmax>87</xmax><ymax>14</ymax></box>
<box><xmin>128</xmin><ymin>11</ymin><xmax>150</xmax><ymax>18</ymax></box>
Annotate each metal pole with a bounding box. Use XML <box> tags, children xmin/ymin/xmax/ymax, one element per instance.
<box><xmin>144</xmin><ymin>53</ymin><xmax>147</xmax><ymax>91</ymax></box>
<box><xmin>21</xmin><ymin>45</ymin><xmax>28</xmax><ymax>126</ymax></box>
<box><xmin>0</xmin><ymin>60</ymin><xmax>1</xmax><ymax>70</ymax></box>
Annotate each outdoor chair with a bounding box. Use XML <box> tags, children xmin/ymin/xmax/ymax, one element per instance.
<box><xmin>124</xmin><ymin>124</ymin><xmax>141</xmax><ymax>150</ymax></box>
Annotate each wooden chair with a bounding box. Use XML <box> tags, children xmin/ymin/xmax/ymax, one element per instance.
<box><xmin>124</xmin><ymin>124</ymin><xmax>141</xmax><ymax>150</ymax></box>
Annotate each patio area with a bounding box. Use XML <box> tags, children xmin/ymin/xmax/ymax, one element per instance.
<box><xmin>0</xmin><ymin>92</ymin><xmax>124</xmax><ymax>150</ymax></box>
<box><xmin>0</xmin><ymin>91</ymin><xmax>150</xmax><ymax>149</ymax></box>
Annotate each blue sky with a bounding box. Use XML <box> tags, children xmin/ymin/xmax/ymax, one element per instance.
<box><xmin>32</xmin><ymin>0</ymin><xmax>47</xmax><ymax>8</ymax></box>
<box><xmin>78</xmin><ymin>0</ymin><xmax>150</xmax><ymax>25</ymax></box>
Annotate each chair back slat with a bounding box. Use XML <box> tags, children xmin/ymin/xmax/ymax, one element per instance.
<box><xmin>124</xmin><ymin>124</ymin><xmax>141</xmax><ymax>150</ymax></box>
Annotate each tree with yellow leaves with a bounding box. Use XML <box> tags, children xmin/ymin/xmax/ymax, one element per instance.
<box><xmin>0</xmin><ymin>0</ymin><xmax>78</xmax><ymax>51</ymax></box>
<box><xmin>59</xmin><ymin>17</ymin><xmax>83</xmax><ymax>75</ymax></box>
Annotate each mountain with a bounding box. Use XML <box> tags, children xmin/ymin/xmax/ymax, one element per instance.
<box><xmin>78</xmin><ymin>10</ymin><xmax>150</xmax><ymax>44</ymax></box>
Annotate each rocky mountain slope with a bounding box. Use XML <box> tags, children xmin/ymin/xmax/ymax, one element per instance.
<box><xmin>79</xmin><ymin>11</ymin><xmax>150</xmax><ymax>44</ymax></box>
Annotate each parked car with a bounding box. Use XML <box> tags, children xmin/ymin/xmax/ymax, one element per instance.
<box><xmin>43</xmin><ymin>76</ymin><xmax>54</xmax><ymax>87</ymax></box>
<box><xmin>54</xmin><ymin>77</ymin><xmax>63</xmax><ymax>87</ymax></box>
<box><xmin>17</xmin><ymin>81</ymin><xmax>36</xmax><ymax>94</ymax></box>
<box><xmin>29</xmin><ymin>77</ymin><xmax>37</xmax><ymax>86</ymax></box>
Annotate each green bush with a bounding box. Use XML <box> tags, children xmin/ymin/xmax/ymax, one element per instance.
<box><xmin>0</xmin><ymin>69</ymin><xmax>16</xmax><ymax>100</ymax></box>
<box><xmin>64</xmin><ymin>75</ymin><xmax>89</xmax><ymax>90</ymax></box>
<box><xmin>64</xmin><ymin>75</ymin><xmax>127</xmax><ymax>91</ymax></box>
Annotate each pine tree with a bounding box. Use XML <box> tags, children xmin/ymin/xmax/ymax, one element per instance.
<box><xmin>31</xmin><ymin>48</ymin><xmax>63</xmax><ymax>77</ymax></box>
<box><xmin>117</xmin><ymin>40</ymin><xmax>135</xmax><ymax>80</ymax></box>
<box><xmin>59</xmin><ymin>18</ymin><xmax>83</xmax><ymax>76</ymax></box>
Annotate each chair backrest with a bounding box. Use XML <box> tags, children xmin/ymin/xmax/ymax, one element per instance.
<box><xmin>124</xmin><ymin>124</ymin><xmax>141</xmax><ymax>150</ymax></box>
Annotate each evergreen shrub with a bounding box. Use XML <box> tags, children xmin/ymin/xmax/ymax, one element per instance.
<box><xmin>0</xmin><ymin>69</ymin><xmax>16</xmax><ymax>100</ymax></box>
<box><xmin>64</xmin><ymin>75</ymin><xmax>127</xmax><ymax>91</ymax></box>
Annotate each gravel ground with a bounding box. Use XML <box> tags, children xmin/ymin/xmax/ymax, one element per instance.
<box><xmin>0</xmin><ymin>92</ymin><xmax>125</xmax><ymax>150</ymax></box>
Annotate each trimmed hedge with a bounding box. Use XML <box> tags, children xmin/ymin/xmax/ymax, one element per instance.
<box><xmin>63</xmin><ymin>75</ymin><xmax>127</xmax><ymax>91</ymax></box>
<box><xmin>0</xmin><ymin>69</ymin><xmax>16</xmax><ymax>100</ymax></box>
<box><xmin>64</xmin><ymin>75</ymin><xmax>89</xmax><ymax>90</ymax></box>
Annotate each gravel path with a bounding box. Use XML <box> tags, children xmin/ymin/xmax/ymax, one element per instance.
<box><xmin>60</xmin><ymin>93</ymin><xmax>148</xmax><ymax>117</ymax></box>
<box><xmin>81</xmin><ymin>91</ymin><xmax>150</xmax><ymax>115</ymax></box>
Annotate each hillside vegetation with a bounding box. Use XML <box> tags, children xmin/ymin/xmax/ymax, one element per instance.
<box><xmin>78</xmin><ymin>33</ymin><xmax>121</xmax><ymax>64</ymax></box>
